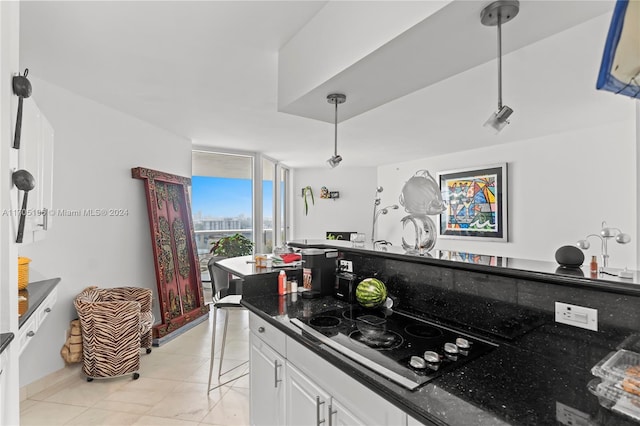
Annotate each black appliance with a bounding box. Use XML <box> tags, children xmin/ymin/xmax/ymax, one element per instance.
<box><xmin>334</xmin><ymin>272</ymin><xmax>357</xmax><ymax>302</ymax></box>
<box><xmin>300</xmin><ymin>249</ymin><xmax>338</xmax><ymax>295</ymax></box>
<box><xmin>290</xmin><ymin>306</ymin><xmax>496</xmax><ymax>390</ymax></box>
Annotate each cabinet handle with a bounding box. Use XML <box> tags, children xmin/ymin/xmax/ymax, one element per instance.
<box><xmin>26</xmin><ymin>331</ymin><xmax>35</xmax><ymax>337</ymax></box>
<box><xmin>258</xmin><ymin>326</ymin><xmax>265</xmax><ymax>333</ymax></box>
<box><xmin>316</xmin><ymin>396</ymin><xmax>326</xmax><ymax>425</ymax></box>
<box><xmin>44</xmin><ymin>307</ymin><xmax>52</xmax><ymax>313</ymax></box>
<box><xmin>273</xmin><ymin>360</ymin><xmax>282</xmax><ymax>388</ymax></box>
<box><xmin>37</xmin><ymin>207</ymin><xmax>48</xmax><ymax>230</ymax></box>
<box><xmin>328</xmin><ymin>404</ymin><xmax>337</xmax><ymax>426</ymax></box>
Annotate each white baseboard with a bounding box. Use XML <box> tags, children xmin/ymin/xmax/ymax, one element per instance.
<box><xmin>20</xmin><ymin>363</ymin><xmax>82</xmax><ymax>402</ymax></box>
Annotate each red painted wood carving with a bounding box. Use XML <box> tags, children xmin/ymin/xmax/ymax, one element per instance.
<box><xmin>132</xmin><ymin>167</ymin><xmax>208</xmax><ymax>340</ymax></box>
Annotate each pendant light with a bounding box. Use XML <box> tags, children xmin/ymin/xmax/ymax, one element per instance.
<box><xmin>481</xmin><ymin>0</ymin><xmax>519</xmax><ymax>133</ymax></box>
<box><xmin>327</xmin><ymin>93</ymin><xmax>346</xmax><ymax>168</ymax></box>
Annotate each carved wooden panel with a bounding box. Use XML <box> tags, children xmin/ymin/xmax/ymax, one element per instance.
<box><xmin>132</xmin><ymin>167</ymin><xmax>207</xmax><ymax>340</ymax></box>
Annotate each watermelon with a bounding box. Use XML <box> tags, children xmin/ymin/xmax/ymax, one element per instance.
<box><xmin>355</xmin><ymin>278</ymin><xmax>387</xmax><ymax>308</ymax></box>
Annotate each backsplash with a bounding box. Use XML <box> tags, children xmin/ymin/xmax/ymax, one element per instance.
<box><xmin>343</xmin><ymin>253</ymin><xmax>640</xmax><ymax>333</ymax></box>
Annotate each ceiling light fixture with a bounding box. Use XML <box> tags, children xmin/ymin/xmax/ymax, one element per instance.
<box><xmin>327</xmin><ymin>93</ymin><xmax>346</xmax><ymax>168</ymax></box>
<box><xmin>481</xmin><ymin>0</ymin><xmax>519</xmax><ymax>133</ymax></box>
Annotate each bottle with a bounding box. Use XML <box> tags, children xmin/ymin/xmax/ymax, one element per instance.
<box><xmin>278</xmin><ymin>270</ymin><xmax>286</xmax><ymax>295</ymax></box>
<box><xmin>590</xmin><ymin>256</ymin><xmax>598</xmax><ymax>276</ymax></box>
<box><xmin>290</xmin><ymin>279</ymin><xmax>298</xmax><ymax>293</ymax></box>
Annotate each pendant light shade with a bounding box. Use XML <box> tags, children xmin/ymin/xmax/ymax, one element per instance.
<box><xmin>327</xmin><ymin>93</ymin><xmax>346</xmax><ymax>168</ymax></box>
<box><xmin>481</xmin><ymin>0</ymin><xmax>519</xmax><ymax>133</ymax></box>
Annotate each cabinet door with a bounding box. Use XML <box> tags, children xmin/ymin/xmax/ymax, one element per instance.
<box><xmin>35</xmin><ymin>111</ymin><xmax>54</xmax><ymax>236</ymax></box>
<box><xmin>250</xmin><ymin>332</ymin><xmax>285</xmax><ymax>426</ymax></box>
<box><xmin>16</xmin><ymin>100</ymin><xmax>53</xmax><ymax>243</ymax></box>
<box><xmin>330</xmin><ymin>398</ymin><xmax>366</xmax><ymax>426</ymax></box>
<box><xmin>285</xmin><ymin>363</ymin><xmax>330</xmax><ymax>426</ymax></box>
<box><xmin>287</xmin><ymin>336</ymin><xmax>407</xmax><ymax>426</ymax></box>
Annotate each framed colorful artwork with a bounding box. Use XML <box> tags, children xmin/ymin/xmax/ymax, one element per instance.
<box><xmin>438</xmin><ymin>164</ymin><xmax>508</xmax><ymax>241</ymax></box>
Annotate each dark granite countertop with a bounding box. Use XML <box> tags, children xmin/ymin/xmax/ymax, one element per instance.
<box><xmin>19</xmin><ymin>278</ymin><xmax>61</xmax><ymax>328</ymax></box>
<box><xmin>242</xmin><ymin>293</ymin><xmax>638</xmax><ymax>426</ymax></box>
<box><xmin>288</xmin><ymin>240</ymin><xmax>640</xmax><ymax>296</ymax></box>
<box><xmin>0</xmin><ymin>333</ymin><xmax>14</xmax><ymax>355</ymax></box>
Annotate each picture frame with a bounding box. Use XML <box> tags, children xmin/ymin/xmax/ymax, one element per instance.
<box><xmin>437</xmin><ymin>163</ymin><xmax>508</xmax><ymax>242</ymax></box>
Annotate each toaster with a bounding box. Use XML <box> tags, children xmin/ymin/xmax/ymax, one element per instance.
<box><xmin>334</xmin><ymin>272</ymin><xmax>357</xmax><ymax>302</ymax></box>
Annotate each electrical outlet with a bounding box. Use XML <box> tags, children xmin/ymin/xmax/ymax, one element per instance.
<box><xmin>556</xmin><ymin>402</ymin><xmax>590</xmax><ymax>426</ymax></box>
<box><xmin>339</xmin><ymin>260</ymin><xmax>353</xmax><ymax>272</ymax></box>
<box><xmin>555</xmin><ymin>302</ymin><xmax>598</xmax><ymax>331</ymax></box>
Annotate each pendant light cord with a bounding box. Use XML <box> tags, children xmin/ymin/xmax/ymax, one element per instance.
<box><xmin>333</xmin><ymin>98</ymin><xmax>338</xmax><ymax>156</ymax></box>
<box><xmin>497</xmin><ymin>12</ymin><xmax>503</xmax><ymax>110</ymax></box>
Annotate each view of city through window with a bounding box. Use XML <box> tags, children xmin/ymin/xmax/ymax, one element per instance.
<box><xmin>191</xmin><ymin>176</ymin><xmax>274</xmax><ymax>255</ymax></box>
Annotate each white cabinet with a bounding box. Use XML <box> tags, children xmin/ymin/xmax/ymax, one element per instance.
<box><xmin>330</xmin><ymin>398</ymin><xmax>367</xmax><ymax>426</ymax></box>
<box><xmin>286</xmin><ymin>335</ymin><xmax>406</xmax><ymax>426</ymax></box>
<box><xmin>249</xmin><ymin>314</ymin><xmax>286</xmax><ymax>426</ymax></box>
<box><xmin>286</xmin><ymin>362</ymin><xmax>367</xmax><ymax>426</ymax></box>
<box><xmin>17</xmin><ymin>315</ymin><xmax>37</xmax><ymax>355</ymax></box>
<box><xmin>18</xmin><ymin>286</ymin><xmax>58</xmax><ymax>355</ymax></box>
<box><xmin>248</xmin><ymin>312</ymin><xmax>407</xmax><ymax>426</ymax></box>
<box><xmin>285</xmin><ymin>363</ymin><xmax>331</xmax><ymax>426</ymax></box>
<box><xmin>16</xmin><ymin>99</ymin><xmax>54</xmax><ymax>244</ymax></box>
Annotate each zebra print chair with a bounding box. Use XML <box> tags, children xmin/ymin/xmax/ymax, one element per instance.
<box><xmin>74</xmin><ymin>286</ymin><xmax>153</xmax><ymax>381</ymax></box>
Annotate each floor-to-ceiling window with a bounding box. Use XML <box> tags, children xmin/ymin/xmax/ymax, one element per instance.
<box><xmin>191</xmin><ymin>149</ymin><xmax>289</xmax><ymax>278</ymax></box>
<box><xmin>192</xmin><ymin>151</ymin><xmax>253</xmax><ymax>272</ymax></box>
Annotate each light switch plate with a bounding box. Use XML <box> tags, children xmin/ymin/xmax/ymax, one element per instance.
<box><xmin>339</xmin><ymin>260</ymin><xmax>353</xmax><ymax>272</ymax></box>
<box><xmin>555</xmin><ymin>302</ymin><xmax>598</xmax><ymax>331</ymax></box>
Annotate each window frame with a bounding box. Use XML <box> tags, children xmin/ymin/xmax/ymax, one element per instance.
<box><xmin>191</xmin><ymin>146</ymin><xmax>290</xmax><ymax>255</ymax></box>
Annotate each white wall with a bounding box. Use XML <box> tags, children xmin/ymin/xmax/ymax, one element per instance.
<box><xmin>17</xmin><ymin>77</ymin><xmax>191</xmax><ymax>386</ymax></box>
<box><xmin>292</xmin><ymin>167</ymin><xmax>376</xmax><ymax>241</ymax></box>
<box><xmin>378</xmin><ymin>120</ymin><xmax>637</xmax><ymax>268</ymax></box>
<box><xmin>1</xmin><ymin>1</ymin><xmax>22</xmax><ymax>423</ymax></box>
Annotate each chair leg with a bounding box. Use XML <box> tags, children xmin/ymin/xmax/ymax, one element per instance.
<box><xmin>207</xmin><ymin>306</ymin><xmax>218</xmax><ymax>394</ymax></box>
<box><xmin>218</xmin><ymin>308</ymin><xmax>229</xmax><ymax>380</ymax></box>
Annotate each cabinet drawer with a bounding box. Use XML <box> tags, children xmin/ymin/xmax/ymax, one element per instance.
<box><xmin>36</xmin><ymin>287</ymin><xmax>57</xmax><ymax>327</ymax></box>
<box><xmin>249</xmin><ymin>313</ymin><xmax>286</xmax><ymax>356</ymax></box>
<box><xmin>18</xmin><ymin>316</ymin><xmax>37</xmax><ymax>355</ymax></box>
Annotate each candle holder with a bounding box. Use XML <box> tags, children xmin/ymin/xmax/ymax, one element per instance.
<box><xmin>576</xmin><ymin>221</ymin><xmax>631</xmax><ymax>270</ymax></box>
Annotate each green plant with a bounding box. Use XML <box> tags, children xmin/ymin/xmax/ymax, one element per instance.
<box><xmin>210</xmin><ymin>233</ymin><xmax>254</xmax><ymax>257</ymax></box>
<box><xmin>326</xmin><ymin>233</ymin><xmax>343</xmax><ymax>240</ymax></box>
<box><xmin>302</xmin><ymin>186</ymin><xmax>314</xmax><ymax>216</ymax></box>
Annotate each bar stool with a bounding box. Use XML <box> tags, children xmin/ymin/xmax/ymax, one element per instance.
<box><xmin>207</xmin><ymin>258</ymin><xmax>248</xmax><ymax>393</ymax></box>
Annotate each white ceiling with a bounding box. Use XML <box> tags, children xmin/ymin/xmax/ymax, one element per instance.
<box><xmin>19</xmin><ymin>1</ymin><xmax>632</xmax><ymax>169</ymax></box>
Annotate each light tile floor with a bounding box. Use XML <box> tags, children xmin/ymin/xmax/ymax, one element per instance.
<box><xmin>20</xmin><ymin>308</ymin><xmax>250</xmax><ymax>426</ymax></box>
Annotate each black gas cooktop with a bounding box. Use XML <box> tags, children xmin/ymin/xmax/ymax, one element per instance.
<box><xmin>290</xmin><ymin>305</ymin><xmax>497</xmax><ymax>390</ymax></box>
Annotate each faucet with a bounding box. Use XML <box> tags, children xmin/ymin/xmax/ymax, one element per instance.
<box><xmin>372</xmin><ymin>203</ymin><xmax>399</xmax><ymax>243</ymax></box>
<box><xmin>371</xmin><ymin>187</ymin><xmax>383</xmax><ymax>243</ymax></box>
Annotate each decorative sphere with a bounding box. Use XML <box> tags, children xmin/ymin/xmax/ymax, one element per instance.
<box><xmin>555</xmin><ymin>245</ymin><xmax>585</xmax><ymax>268</ymax></box>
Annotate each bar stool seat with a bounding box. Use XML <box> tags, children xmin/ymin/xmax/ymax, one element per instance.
<box><xmin>207</xmin><ymin>258</ymin><xmax>248</xmax><ymax>393</ymax></box>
